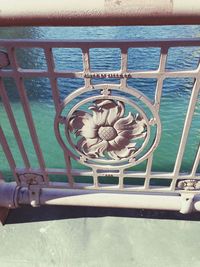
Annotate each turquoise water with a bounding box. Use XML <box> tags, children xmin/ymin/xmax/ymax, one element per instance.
<box><xmin>0</xmin><ymin>26</ymin><xmax>200</xmax><ymax>181</ymax></box>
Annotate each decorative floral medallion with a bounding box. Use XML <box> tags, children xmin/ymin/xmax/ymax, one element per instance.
<box><xmin>55</xmin><ymin>83</ymin><xmax>161</xmax><ymax>168</ymax></box>
<box><xmin>69</xmin><ymin>99</ymin><xmax>147</xmax><ymax>160</ymax></box>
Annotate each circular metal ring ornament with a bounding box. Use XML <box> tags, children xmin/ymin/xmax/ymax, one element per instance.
<box><xmin>55</xmin><ymin>84</ymin><xmax>161</xmax><ymax>169</ymax></box>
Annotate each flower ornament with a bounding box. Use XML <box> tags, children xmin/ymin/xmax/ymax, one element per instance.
<box><xmin>69</xmin><ymin>100</ymin><xmax>147</xmax><ymax>160</ymax></box>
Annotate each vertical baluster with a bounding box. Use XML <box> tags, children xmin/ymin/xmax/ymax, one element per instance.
<box><xmin>121</xmin><ymin>47</ymin><xmax>128</xmax><ymax>88</ymax></box>
<box><xmin>82</xmin><ymin>47</ymin><xmax>94</xmax><ymax>186</ymax></box>
<box><xmin>64</xmin><ymin>153</ymin><xmax>74</xmax><ymax>187</ymax></box>
<box><xmin>118</xmin><ymin>169</ymin><xmax>124</xmax><ymax>189</ymax></box>
<box><xmin>119</xmin><ymin>48</ymin><xmax>128</xmax><ymax>189</ymax></box>
<box><xmin>144</xmin><ymin>46</ymin><xmax>168</xmax><ymax>189</ymax></box>
<box><xmin>82</xmin><ymin>47</ymin><xmax>91</xmax><ymax>88</ymax></box>
<box><xmin>92</xmin><ymin>168</ymin><xmax>98</xmax><ymax>188</ymax></box>
<box><xmin>144</xmin><ymin>156</ymin><xmax>153</xmax><ymax>189</ymax></box>
<box><xmin>45</xmin><ymin>46</ymin><xmax>74</xmax><ymax>187</ymax></box>
<box><xmin>0</xmin><ymin>126</ymin><xmax>18</xmax><ymax>181</ymax></box>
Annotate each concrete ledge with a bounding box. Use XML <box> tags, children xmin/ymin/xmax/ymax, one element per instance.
<box><xmin>2</xmin><ymin>206</ymin><xmax>200</xmax><ymax>266</ymax></box>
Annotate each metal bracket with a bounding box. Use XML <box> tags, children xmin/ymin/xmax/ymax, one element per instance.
<box><xmin>177</xmin><ymin>179</ymin><xmax>200</xmax><ymax>191</ymax></box>
<box><xmin>180</xmin><ymin>193</ymin><xmax>195</xmax><ymax>214</ymax></box>
<box><xmin>18</xmin><ymin>173</ymin><xmax>45</xmax><ymax>207</ymax></box>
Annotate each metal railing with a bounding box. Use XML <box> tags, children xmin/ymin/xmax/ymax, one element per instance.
<box><xmin>0</xmin><ymin>4</ymin><xmax>200</xmax><ymax>220</ymax></box>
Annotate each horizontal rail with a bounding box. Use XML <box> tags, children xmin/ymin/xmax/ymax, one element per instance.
<box><xmin>0</xmin><ymin>70</ymin><xmax>198</xmax><ymax>79</ymax></box>
<box><xmin>1</xmin><ymin>182</ymin><xmax>200</xmax><ymax>214</ymax></box>
<box><xmin>16</xmin><ymin>168</ymin><xmax>200</xmax><ymax>180</ymax></box>
<box><xmin>0</xmin><ymin>0</ymin><xmax>200</xmax><ymax>26</ymax></box>
<box><xmin>1</xmin><ymin>39</ymin><xmax>200</xmax><ymax>47</ymax></box>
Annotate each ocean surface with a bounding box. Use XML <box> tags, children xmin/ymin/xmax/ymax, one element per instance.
<box><xmin>0</xmin><ymin>26</ymin><xmax>200</xmax><ymax>181</ymax></box>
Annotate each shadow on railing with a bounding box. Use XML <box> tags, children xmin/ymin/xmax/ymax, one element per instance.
<box><xmin>5</xmin><ymin>205</ymin><xmax>200</xmax><ymax>225</ymax></box>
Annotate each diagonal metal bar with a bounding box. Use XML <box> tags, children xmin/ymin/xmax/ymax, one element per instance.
<box><xmin>0</xmin><ymin>126</ymin><xmax>18</xmax><ymax>181</ymax></box>
<box><xmin>0</xmin><ymin>78</ymin><xmax>30</xmax><ymax>168</ymax></box>
<box><xmin>7</xmin><ymin>46</ymin><xmax>48</xmax><ymax>183</ymax></box>
<box><xmin>191</xmin><ymin>144</ymin><xmax>200</xmax><ymax>177</ymax></box>
<box><xmin>44</xmin><ymin>47</ymin><xmax>74</xmax><ymax>186</ymax></box>
<box><xmin>144</xmin><ymin>47</ymin><xmax>168</xmax><ymax>189</ymax></box>
<box><xmin>44</xmin><ymin>47</ymin><xmax>61</xmax><ymax>112</ymax></box>
<box><xmin>171</xmin><ymin>76</ymin><xmax>200</xmax><ymax>189</ymax></box>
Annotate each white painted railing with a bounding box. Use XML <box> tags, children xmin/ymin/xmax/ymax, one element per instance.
<box><xmin>0</xmin><ymin>6</ymin><xmax>200</xmax><ymax>221</ymax></box>
<box><xmin>0</xmin><ymin>38</ymin><xmax>199</xmax><ymax>216</ymax></box>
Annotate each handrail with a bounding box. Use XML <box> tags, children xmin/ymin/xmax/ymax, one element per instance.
<box><xmin>0</xmin><ymin>0</ymin><xmax>200</xmax><ymax>26</ymax></box>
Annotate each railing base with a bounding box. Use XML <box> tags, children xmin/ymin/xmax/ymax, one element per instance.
<box><xmin>0</xmin><ymin>207</ymin><xmax>9</xmax><ymax>225</ymax></box>
<box><xmin>1</xmin><ymin>182</ymin><xmax>200</xmax><ymax>215</ymax></box>
<box><xmin>18</xmin><ymin>186</ymin><xmax>200</xmax><ymax>214</ymax></box>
